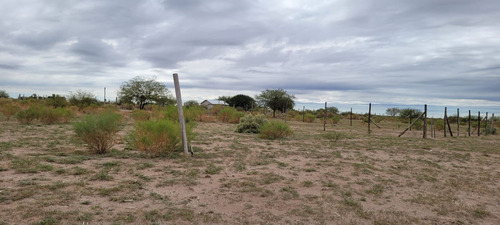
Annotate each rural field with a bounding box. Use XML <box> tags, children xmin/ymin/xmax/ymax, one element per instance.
<box><xmin>0</xmin><ymin>107</ymin><xmax>499</xmax><ymax>225</ymax></box>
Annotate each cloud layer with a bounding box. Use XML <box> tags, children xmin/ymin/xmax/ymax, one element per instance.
<box><xmin>1</xmin><ymin>0</ymin><xmax>499</xmax><ymax>108</ymax></box>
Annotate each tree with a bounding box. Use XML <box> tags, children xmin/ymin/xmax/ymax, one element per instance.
<box><xmin>399</xmin><ymin>108</ymin><xmax>422</xmax><ymax>126</ymax></box>
<box><xmin>69</xmin><ymin>90</ymin><xmax>99</xmax><ymax>109</ymax></box>
<box><xmin>218</xmin><ymin>94</ymin><xmax>255</xmax><ymax>111</ymax></box>
<box><xmin>386</xmin><ymin>107</ymin><xmax>400</xmax><ymax>117</ymax></box>
<box><xmin>118</xmin><ymin>76</ymin><xmax>173</xmax><ymax>109</ymax></box>
<box><xmin>184</xmin><ymin>100</ymin><xmax>199</xmax><ymax>108</ymax></box>
<box><xmin>217</xmin><ymin>96</ymin><xmax>232</xmax><ymax>105</ymax></box>
<box><xmin>256</xmin><ymin>89</ymin><xmax>295</xmax><ymax>118</ymax></box>
<box><xmin>0</xmin><ymin>90</ymin><xmax>9</xmax><ymax>98</ymax></box>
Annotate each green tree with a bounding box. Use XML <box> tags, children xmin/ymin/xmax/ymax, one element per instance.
<box><xmin>184</xmin><ymin>100</ymin><xmax>199</xmax><ymax>108</ymax></box>
<box><xmin>256</xmin><ymin>89</ymin><xmax>295</xmax><ymax>118</ymax></box>
<box><xmin>0</xmin><ymin>90</ymin><xmax>9</xmax><ymax>98</ymax></box>
<box><xmin>218</xmin><ymin>94</ymin><xmax>255</xmax><ymax>111</ymax></box>
<box><xmin>69</xmin><ymin>90</ymin><xmax>99</xmax><ymax>109</ymax></box>
<box><xmin>386</xmin><ymin>107</ymin><xmax>400</xmax><ymax>116</ymax></box>
<box><xmin>118</xmin><ymin>76</ymin><xmax>173</xmax><ymax>110</ymax></box>
<box><xmin>399</xmin><ymin>108</ymin><xmax>422</xmax><ymax>126</ymax></box>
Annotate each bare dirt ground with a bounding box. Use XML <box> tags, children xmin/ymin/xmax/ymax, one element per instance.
<box><xmin>0</xmin><ymin>113</ymin><xmax>499</xmax><ymax>225</ymax></box>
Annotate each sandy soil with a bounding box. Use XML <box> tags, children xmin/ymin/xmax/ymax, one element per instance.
<box><xmin>0</xmin><ymin>113</ymin><xmax>499</xmax><ymax>225</ymax></box>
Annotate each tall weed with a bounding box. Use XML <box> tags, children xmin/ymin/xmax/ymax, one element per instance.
<box><xmin>128</xmin><ymin>119</ymin><xmax>189</xmax><ymax>155</ymax></box>
<box><xmin>73</xmin><ymin>111</ymin><xmax>122</xmax><ymax>154</ymax></box>
<box><xmin>259</xmin><ymin>121</ymin><xmax>293</xmax><ymax>139</ymax></box>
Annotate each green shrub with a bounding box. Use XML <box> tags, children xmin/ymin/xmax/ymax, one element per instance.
<box><xmin>323</xmin><ymin>131</ymin><xmax>344</xmax><ymax>142</ymax></box>
<box><xmin>131</xmin><ymin>109</ymin><xmax>150</xmax><ymax>121</ymax></box>
<box><xmin>1</xmin><ymin>100</ymin><xmax>22</xmax><ymax>119</ymax></box>
<box><xmin>259</xmin><ymin>121</ymin><xmax>293</xmax><ymax>139</ymax></box>
<box><xmin>331</xmin><ymin>115</ymin><xmax>341</xmax><ymax>124</ymax></box>
<box><xmin>39</xmin><ymin>107</ymin><xmax>74</xmax><ymax>124</ymax></box>
<box><xmin>217</xmin><ymin>107</ymin><xmax>244</xmax><ymax>123</ymax></box>
<box><xmin>73</xmin><ymin>111</ymin><xmax>122</xmax><ymax>154</ymax></box>
<box><xmin>15</xmin><ymin>105</ymin><xmax>74</xmax><ymax>124</ymax></box>
<box><xmin>15</xmin><ymin>105</ymin><xmax>42</xmax><ymax>124</ymax></box>
<box><xmin>304</xmin><ymin>114</ymin><xmax>315</xmax><ymax>123</ymax></box>
<box><xmin>127</xmin><ymin>119</ymin><xmax>182</xmax><ymax>155</ymax></box>
<box><xmin>236</xmin><ymin>114</ymin><xmax>268</xmax><ymax>133</ymax></box>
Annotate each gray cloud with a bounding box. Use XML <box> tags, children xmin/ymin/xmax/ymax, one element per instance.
<box><xmin>0</xmin><ymin>0</ymin><xmax>499</xmax><ymax>109</ymax></box>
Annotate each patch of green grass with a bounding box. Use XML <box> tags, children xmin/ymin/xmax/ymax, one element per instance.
<box><xmin>365</xmin><ymin>184</ymin><xmax>384</xmax><ymax>196</ymax></box>
<box><xmin>90</xmin><ymin>169</ymin><xmax>114</xmax><ymax>181</ymax></box>
<box><xmin>303</xmin><ymin>180</ymin><xmax>314</xmax><ymax>187</ymax></box>
<box><xmin>281</xmin><ymin>186</ymin><xmax>299</xmax><ymax>200</ymax></box>
<box><xmin>71</xmin><ymin>166</ymin><xmax>88</xmax><ymax>175</ymax></box>
<box><xmin>35</xmin><ymin>217</ymin><xmax>60</xmax><ymax>225</ymax></box>
<box><xmin>205</xmin><ymin>163</ymin><xmax>223</xmax><ymax>175</ymax></box>
<box><xmin>260</xmin><ymin>172</ymin><xmax>285</xmax><ymax>185</ymax></box>
<box><xmin>136</xmin><ymin>161</ymin><xmax>155</xmax><ymax>170</ymax></box>
<box><xmin>10</xmin><ymin>158</ymin><xmax>53</xmax><ymax>173</ymax></box>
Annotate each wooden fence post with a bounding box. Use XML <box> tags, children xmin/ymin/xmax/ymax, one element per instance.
<box><xmin>468</xmin><ymin>110</ymin><xmax>471</xmax><ymax>137</ymax></box>
<box><xmin>423</xmin><ymin>105</ymin><xmax>427</xmax><ymax>138</ymax></box>
<box><xmin>485</xmin><ymin>112</ymin><xmax>488</xmax><ymax>133</ymax></box>
<box><xmin>444</xmin><ymin>107</ymin><xmax>447</xmax><ymax>137</ymax></box>
<box><xmin>350</xmin><ymin>108</ymin><xmax>353</xmax><ymax>126</ymax></box>
<box><xmin>323</xmin><ymin>102</ymin><xmax>327</xmax><ymax>131</ymax></box>
<box><xmin>368</xmin><ymin>103</ymin><xmax>371</xmax><ymax>134</ymax></box>
<box><xmin>490</xmin><ymin>113</ymin><xmax>495</xmax><ymax>135</ymax></box>
<box><xmin>478</xmin><ymin>111</ymin><xmax>481</xmax><ymax>136</ymax></box>
<box><xmin>457</xmin><ymin>108</ymin><xmax>459</xmax><ymax>137</ymax></box>
<box><xmin>173</xmin><ymin>73</ymin><xmax>189</xmax><ymax>155</ymax></box>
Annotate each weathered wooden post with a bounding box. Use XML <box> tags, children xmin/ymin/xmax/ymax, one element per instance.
<box><xmin>104</xmin><ymin>87</ymin><xmax>106</xmax><ymax>103</ymax></box>
<box><xmin>323</xmin><ymin>102</ymin><xmax>327</xmax><ymax>131</ymax></box>
<box><xmin>302</xmin><ymin>106</ymin><xmax>305</xmax><ymax>122</ymax></box>
<box><xmin>423</xmin><ymin>104</ymin><xmax>427</xmax><ymax>138</ymax></box>
<box><xmin>485</xmin><ymin>112</ymin><xmax>488</xmax><ymax>133</ymax></box>
<box><xmin>456</xmin><ymin>108</ymin><xmax>459</xmax><ymax>137</ymax></box>
<box><xmin>468</xmin><ymin>110</ymin><xmax>471</xmax><ymax>137</ymax></box>
<box><xmin>478</xmin><ymin>111</ymin><xmax>481</xmax><ymax>136</ymax></box>
<box><xmin>490</xmin><ymin>113</ymin><xmax>495</xmax><ymax>135</ymax></box>
<box><xmin>444</xmin><ymin>107</ymin><xmax>447</xmax><ymax>137</ymax></box>
<box><xmin>173</xmin><ymin>73</ymin><xmax>189</xmax><ymax>155</ymax></box>
<box><xmin>368</xmin><ymin>103</ymin><xmax>371</xmax><ymax>134</ymax></box>
<box><xmin>350</xmin><ymin>108</ymin><xmax>353</xmax><ymax>126</ymax></box>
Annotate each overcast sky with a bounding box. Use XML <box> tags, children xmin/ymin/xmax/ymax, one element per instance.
<box><xmin>1</xmin><ymin>0</ymin><xmax>499</xmax><ymax>110</ymax></box>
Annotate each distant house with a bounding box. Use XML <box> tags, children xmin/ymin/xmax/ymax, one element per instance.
<box><xmin>200</xmin><ymin>100</ymin><xmax>213</xmax><ymax>110</ymax></box>
<box><xmin>200</xmin><ymin>99</ymin><xmax>225</xmax><ymax>110</ymax></box>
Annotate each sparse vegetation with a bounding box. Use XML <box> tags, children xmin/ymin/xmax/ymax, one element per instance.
<box><xmin>73</xmin><ymin>111</ymin><xmax>122</xmax><ymax>154</ymax></box>
<box><xmin>0</xmin><ymin>101</ymin><xmax>498</xmax><ymax>224</ymax></box>
<box><xmin>236</xmin><ymin>114</ymin><xmax>268</xmax><ymax>133</ymax></box>
<box><xmin>127</xmin><ymin>119</ymin><xmax>182</xmax><ymax>155</ymax></box>
<box><xmin>258</xmin><ymin>120</ymin><xmax>293</xmax><ymax>139</ymax></box>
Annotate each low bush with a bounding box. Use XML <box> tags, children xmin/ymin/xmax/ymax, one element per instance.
<box><xmin>236</xmin><ymin>114</ymin><xmax>268</xmax><ymax>133</ymax></box>
<box><xmin>73</xmin><ymin>111</ymin><xmax>122</xmax><ymax>154</ymax></box>
<box><xmin>259</xmin><ymin>121</ymin><xmax>293</xmax><ymax>139</ymax></box>
<box><xmin>323</xmin><ymin>131</ymin><xmax>345</xmax><ymax>142</ymax></box>
<box><xmin>131</xmin><ymin>109</ymin><xmax>150</xmax><ymax>121</ymax></box>
<box><xmin>304</xmin><ymin>114</ymin><xmax>315</xmax><ymax>123</ymax></box>
<box><xmin>217</xmin><ymin>107</ymin><xmax>244</xmax><ymax>123</ymax></box>
<box><xmin>15</xmin><ymin>105</ymin><xmax>74</xmax><ymax>124</ymax></box>
<box><xmin>0</xmin><ymin>100</ymin><xmax>22</xmax><ymax>119</ymax></box>
<box><xmin>127</xmin><ymin>119</ymin><xmax>184</xmax><ymax>156</ymax></box>
<box><xmin>15</xmin><ymin>105</ymin><xmax>42</xmax><ymax>124</ymax></box>
<box><xmin>331</xmin><ymin>115</ymin><xmax>341</xmax><ymax>124</ymax></box>
<box><xmin>39</xmin><ymin>107</ymin><xmax>74</xmax><ymax>124</ymax></box>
